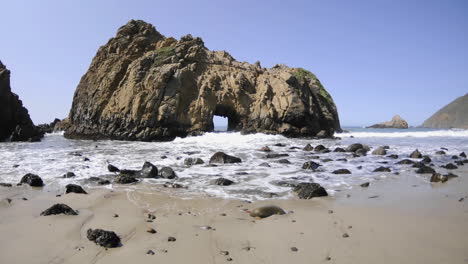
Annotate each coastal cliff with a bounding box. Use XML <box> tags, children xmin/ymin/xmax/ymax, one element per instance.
<box><xmin>422</xmin><ymin>94</ymin><xmax>468</xmax><ymax>129</ymax></box>
<box><xmin>64</xmin><ymin>20</ymin><xmax>341</xmax><ymax>141</ymax></box>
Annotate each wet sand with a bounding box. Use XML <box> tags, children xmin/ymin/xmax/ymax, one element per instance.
<box><xmin>1</xmin><ymin>170</ymin><xmax>467</xmax><ymax>264</ymax></box>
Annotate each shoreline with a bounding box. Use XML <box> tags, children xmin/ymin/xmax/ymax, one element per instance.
<box><xmin>1</xmin><ymin>169</ymin><xmax>467</xmax><ymax>264</ymax></box>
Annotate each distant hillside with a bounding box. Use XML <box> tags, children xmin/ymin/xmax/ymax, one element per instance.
<box><xmin>422</xmin><ymin>94</ymin><xmax>468</xmax><ymax>129</ymax></box>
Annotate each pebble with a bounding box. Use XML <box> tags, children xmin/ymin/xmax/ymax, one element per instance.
<box><xmin>220</xmin><ymin>213</ymin><xmax>227</xmax><ymax>216</ymax></box>
<box><xmin>227</xmin><ymin>257</ymin><xmax>233</xmax><ymax>261</ymax></box>
<box><xmin>220</xmin><ymin>251</ymin><xmax>229</xmax><ymax>255</ymax></box>
<box><xmin>168</xmin><ymin>236</ymin><xmax>176</xmax><ymax>242</ymax></box>
<box><xmin>328</xmin><ymin>210</ymin><xmax>334</xmax><ymax>214</ymax></box>
<box><xmin>291</xmin><ymin>247</ymin><xmax>298</xmax><ymax>252</ymax></box>
<box><xmin>147</xmin><ymin>250</ymin><xmax>155</xmax><ymax>255</ymax></box>
<box><xmin>343</xmin><ymin>233</ymin><xmax>350</xmax><ymax>238</ymax></box>
<box><xmin>113</xmin><ymin>213</ymin><xmax>119</xmax><ymax>218</ymax></box>
<box><xmin>147</xmin><ymin>228</ymin><xmax>157</xmax><ymax>234</ymax></box>
<box><xmin>22</xmin><ymin>197</ymin><xmax>28</xmax><ymax>201</ymax></box>
<box><xmin>326</xmin><ymin>256</ymin><xmax>332</xmax><ymax>261</ymax></box>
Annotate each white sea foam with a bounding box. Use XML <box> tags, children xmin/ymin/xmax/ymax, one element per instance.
<box><xmin>0</xmin><ymin>128</ymin><xmax>466</xmax><ymax>200</ymax></box>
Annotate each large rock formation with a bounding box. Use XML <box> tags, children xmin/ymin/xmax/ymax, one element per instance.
<box><xmin>422</xmin><ymin>94</ymin><xmax>468</xmax><ymax>129</ymax></box>
<box><xmin>0</xmin><ymin>61</ymin><xmax>43</xmax><ymax>142</ymax></box>
<box><xmin>64</xmin><ymin>20</ymin><xmax>341</xmax><ymax>141</ymax></box>
<box><xmin>367</xmin><ymin>115</ymin><xmax>408</xmax><ymax>129</ymax></box>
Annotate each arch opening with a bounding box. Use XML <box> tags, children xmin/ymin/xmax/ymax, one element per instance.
<box><xmin>213</xmin><ymin>115</ymin><xmax>228</xmax><ymax>132</ymax></box>
<box><xmin>211</xmin><ymin>105</ymin><xmax>240</xmax><ymax>132</ymax></box>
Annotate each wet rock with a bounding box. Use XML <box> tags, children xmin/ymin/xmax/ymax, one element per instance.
<box><xmin>387</xmin><ymin>154</ymin><xmax>399</xmax><ymax>159</ymax></box>
<box><xmin>270</xmin><ymin>180</ymin><xmax>299</xmax><ymax>188</ymax></box>
<box><xmin>13</xmin><ymin>164</ymin><xmax>20</xmax><ymax>168</ymax></box>
<box><xmin>40</xmin><ymin>203</ymin><xmax>78</xmax><ymax>216</ymax></box>
<box><xmin>360</xmin><ymin>182</ymin><xmax>370</xmax><ymax>187</ymax></box>
<box><xmin>460</xmin><ymin>152</ymin><xmax>467</xmax><ymax>158</ymax></box>
<box><xmin>19</xmin><ymin>173</ymin><xmax>44</xmax><ymax>187</ymax></box>
<box><xmin>0</xmin><ymin>183</ymin><xmax>12</xmax><ymax>187</ymax></box>
<box><xmin>87</xmin><ymin>228</ymin><xmax>121</xmax><ymax>248</ymax></box>
<box><xmin>372</xmin><ymin>147</ymin><xmax>387</xmax><ymax>155</ymax></box>
<box><xmin>98</xmin><ymin>179</ymin><xmax>111</xmax><ymax>185</ymax></box>
<box><xmin>293</xmin><ymin>182</ymin><xmax>328</xmax><ymax>199</ymax></box>
<box><xmin>355</xmin><ymin>148</ymin><xmax>368</xmax><ymax>156</ymax></box>
<box><xmin>435</xmin><ymin>150</ymin><xmax>446</xmax><ymax>155</ymax></box>
<box><xmin>302</xmin><ymin>161</ymin><xmax>320</xmax><ymax>170</ymax></box>
<box><xmin>332</xmin><ymin>169</ymin><xmax>351</xmax><ymax>174</ymax></box>
<box><xmin>442</xmin><ymin>163</ymin><xmax>458</xmax><ymax>170</ymax></box>
<box><xmin>83</xmin><ymin>157</ymin><xmax>90</xmax><ymax>162</ymax></box>
<box><xmin>334</xmin><ymin>147</ymin><xmax>346</xmax><ymax>152</ymax></box>
<box><xmin>163</xmin><ymin>182</ymin><xmax>185</xmax><ymax>188</ymax></box>
<box><xmin>183</xmin><ymin>151</ymin><xmax>201</xmax><ymax>155</ymax></box>
<box><xmin>63</xmin><ymin>172</ymin><xmax>76</xmax><ymax>178</ymax></box>
<box><xmin>346</xmin><ymin>143</ymin><xmax>364</xmax><ymax>152</ymax></box>
<box><xmin>373</xmin><ymin>166</ymin><xmax>391</xmax><ymax>172</ymax></box>
<box><xmin>65</xmin><ymin>184</ymin><xmax>87</xmax><ymax>194</ymax></box>
<box><xmin>115</xmin><ymin>174</ymin><xmax>138</xmax><ymax>184</ymax></box>
<box><xmin>322</xmin><ymin>158</ymin><xmax>333</xmax><ymax>162</ymax></box>
<box><xmin>140</xmin><ymin>161</ymin><xmax>158</xmax><ymax>178</ymax></box>
<box><xmin>415</xmin><ymin>165</ymin><xmax>435</xmax><ymax>174</ymax></box>
<box><xmin>291</xmin><ymin>247</ymin><xmax>298</xmax><ymax>252</ymax></box>
<box><xmin>455</xmin><ymin>160</ymin><xmax>464</xmax><ymax>166</ymax></box>
<box><xmin>160</xmin><ymin>167</ymin><xmax>177</xmax><ymax>179</ymax></box>
<box><xmin>209</xmin><ymin>152</ymin><xmax>242</xmax><ymax>164</ymax></box>
<box><xmin>259</xmin><ymin>146</ymin><xmax>271</xmax><ymax>152</ymax></box>
<box><xmin>265</xmin><ymin>153</ymin><xmax>289</xmax><ymax>159</ymax></box>
<box><xmin>184</xmin><ymin>157</ymin><xmax>204</xmax><ymax>166</ymax></box>
<box><xmin>168</xmin><ymin>236</ymin><xmax>176</xmax><ymax>242</ymax></box>
<box><xmin>107</xmin><ymin>164</ymin><xmax>120</xmax><ymax>172</ymax></box>
<box><xmin>412</xmin><ymin>162</ymin><xmax>425</xmax><ymax>168</ymax></box>
<box><xmin>249</xmin><ymin>205</ymin><xmax>286</xmax><ymax>218</ymax></box>
<box><xmin>289</xmin><ymin>146</ymin><xmax>301</xmax><ymax>150</ymax></box>
<box><xmin>119</xmin><ymin>169</ymin><xmax>140</xmax><ymax>176</ymax></box>
<box><xmin>410</xmin><ymin>149</ymin><xmax>422</xmax><ymax>158</ymax></box>
<box><xmin>451</xmin><ymin>155</ymin><xmax>459</xmax><ymax>160</ymax></box>
<box><xmin>342</xmin><ymin>233</ymin><xmax>350</xmax><ymax>238</ymax></box>
<box><xmin>277</xmin><ymin>159</ymin><xmax>291</xmax><ymax>164</ymax></box>
<box><xmin>147</xmin><ymin>228</ymin><xmax>157</xmax><ymax>234</ymax></box>
<box><xmin>421</xmin><ymin>156</ymin><xmax>432</xmax><ymax>164</ymax></box>
<box><xmin>336</xmin><ymin>158</ymin><xmax>348</xmax><ymax>162</ymax></box>
<box><xmin>213</xmin><ymin>178</ymin><xmax>234</xmax><ymax>186</ymax></box>
<box><xmin>303</xmin><ymin>144</ymin><xmax>314</xmax><ymax>151</ymax></box>
<box><xmin>430</xmin><ymin>173</ymin><xmax>457</xmax><ymax>183</ymax></box>
<box><xmin>314</xmin><ymin>145</ymin><xmax>326</xmax><ymax>152</ymax></box>
<box><xmin>147</xmin><ymin>250</ymin><xmax>155</xmax><ymax>255</ymax></box>
<box><xmin>258</xmin><ymin>162</ymin><xmax>271</xmax><ymax>167</ymax></box>
<box><xmin>274</xmin><ymin>143</ymin><xmax>286</xmax><ymax>147</ymax></box>
<box><xmin>397</xmin><ymin>159</ymin><xmax>415</xmax><ymax>165</ymax></box>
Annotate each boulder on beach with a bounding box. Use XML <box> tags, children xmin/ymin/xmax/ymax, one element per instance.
<box><xmin>415</xmin><ymin>165</ymin><xmax>435</xmax><ymax>174</ymax></box>
<box><xmin>293</xmin><ymin>182</ymin><xmax>328</xmax><ymax>199</ymax></box>
<box><xmin>367</xmin><ymin>115</ymin><xmax>409</xmax><ymax>129</ymax></box>
<box><xmin>213</xmin><ymin>178</ymin><xmax>234</xmax><ymax>186</ymax></box>
<box><xmin>303</xmin><ymin>144</ymin><xmax>314</xmax><ymax>151</ymax></box>
<box><xmin>107</xmin><ymin>164</ymin><xmax>120</xmax><ymax>172</ymax></box>
<box><xmin>430</xmin><ymin>173</ymin><xmax>458</xmax><ymax>183</ymax></box>
<box><xmin>140</xmin><ymin>161</ymin><xmax>158</xmax><ymax>178</ymax></box>
<box><xmin>332</xmin><ymin>169</ymin><xmax>351</xmax><ymax>174</ymax></box>
<box><xmin>0</xmin><ymin>61</ymin><xmax>44</xmax><ymax>142</ymax></box>
<box><xmin>62</xmin><ymin>20</ymin><xmax>341</xmax><ymax>141</ymax></box>
<box><xmin>19</xmin><ymin>173</ymin><xmax>44</xmax><ymax>187</ymax></box>
<box><xmin>373</xmin><ymin>166</ymin><xmax>391</xmax><ymax>172</ymax></box>
<box><xmin>209</xmin><ymin>152</ymin><xmax>242</xmax><ymax>164</ymax></box>
<box><xmin>372</xmin><ymin>147</ymin><xmax>387</xmax><ymax>155</ymax></box>
<box><xmin>160</xmin><ymin>166</ymin><xmax>177</xmax><ymax>179</ymax></box>
<box><xmin>115</xmin><ymin>174</ymin><xmax>138</xmax><ymax>184</ymax></box>
<box><xmin>302</xmin><ymin>161</ymin><xmax>320</xmax><ymax>170</ymax></box>
<box><xmin>40</xmin><ymin>203</ymin><xmax>78</xmax><ymax>216</ymax></box>
<box><xmin>87</xmin><ymin>228</ymin><xmax>121</xmax><ymax>248</ymax></box>
<box><xmin>184</xmin><ymin>157</ymin><xmax>204</xmax><ymax>166</ymax></box>
<box><xmin>410</xmin><ymin>149</ymin><xmax>422</xmax><ymax>159</ymax></box>
<box><xmin>265</xmin><ymin>153</ymin><xmax>289</xmax><ymax>159</ymax></box>
<box><xmin>65</xmin><ymin>184</ymin><xmax>87</xmax><ymax>194</ymax></box>
<box><xmin>249</xmin><ymin>205</ymin><xmax>286</xmax><ymax>218</ymax></box>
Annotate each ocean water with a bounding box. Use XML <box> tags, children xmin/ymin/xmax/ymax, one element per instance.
<box><xmin>0</xmin><ymin>127</ymin><xmax>467</xmax><ymax>200</ymax></box>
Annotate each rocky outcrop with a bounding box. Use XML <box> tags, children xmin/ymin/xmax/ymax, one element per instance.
<box><xmin>367</xmin><ymin>115</ymin><xmax>408</xmax><ymax>129</ymax></box>
<box><xmin>422</xmin><ymin>94</ymin><xmax>468</xmax><ymax>129</ymax></box>
<box><xmin>63</xmin><ymin>20</ymin><xmax>341</xmax><ymax>141</ymax></box>
<box><xmin>0</xmin><ymin>61</ymin><xmax>43</xmax><ymax>141</ymax></box>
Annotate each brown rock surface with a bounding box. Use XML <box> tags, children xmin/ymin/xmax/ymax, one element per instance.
<box><xmin>422</xmin><ymin>94</ymin><xmax>468</xmax><ymax>129</ymax></box>
<box><xmin>367</xmin><ymin>115</ymin><xmax>408</xmax><ymax>129</ymax></box>
<box><xmin>64</xmin><ymin>20</ymin><xmax>341</xmax><ymax>141</ymax></box>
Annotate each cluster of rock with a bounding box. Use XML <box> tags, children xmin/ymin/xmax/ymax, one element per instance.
<box><xmin>0</xmin><ymin>61</ymin><xmax>44</xmax><ymax>142</ymax></box>
<box><xmin>367</xmin><ymin>115</ymin><xmax>408</xmax><ymax>129</ymax></box>
<box><xmin>62</xmin><ymin>20</ymin><xmax>341</xmax><ymax>141</ymax></box>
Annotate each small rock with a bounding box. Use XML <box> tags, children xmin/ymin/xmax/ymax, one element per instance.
<box><xmin>435</xmin><ymin>150</ymin><xmax>446</xmax><ymax>155</ymax></box>
<box><xmin>249</xmin><ymin>205</ymin><xmax>286</xmax><ymax>218</ymax></box>
<box><xmin>291</xmin><ymin>247</ymin><xmax>298</xmax><ymax>252</ymax></box>
<box><xmin>113</xmin><ymin>213</ymin><xmax>119</xmax><ymax>218</ymax></box>
<box><xmin>258</xmin><ymin>162</ymin><xmax>271</xmax><ymax>167</ymax></box>
<box><xmin>147</xmin><ymin>250</ymin><xmax>155</xmax><ymax>255</ymax></box>
<box><xmin>83</xmin><ymin>157</ymin><xmax>90</xmax><ymax>162</ymax></box>
<box><xmin>360</xmin><ymin>182</ymin><xmax>370</xmax><ymax>187</ymax></box>
<box><xmin>63</xmin><ymin>172</ymin><xmax>76</xmax><ymax>178</ymax></box>
<box><xmin>184</xmin><ymin>157</ymin><xmax>204</xmax><ymax>166</ymax></box>
<box><xmin>168</xmin><ymin>236</ymin><xmax>176</xmax><ymax>242</ymax></box>
<box><xmin>107</xmin><ymin>164</ymin><xmax>120</xmax><ymax>172</ymax></box>
<box><xmin>140</xmin><ymin>161</ymin><xmax>158</xmax><ymax>178</ymax></box>
<box><xmin>0</xmin><ymin>183</ymin><xmax>12</xmax><ymax>187</ymax></box>
<box><xmin>373</xmin><ymin>166</ymin><xmax>391</xmax><ymax>172</ymax></box>
<box><xmin>220</xmin><ymin>251</ymin><xmax>229</xmax><ymax>256</ymax></box>
<box><xmin>303</xmin><ymin>144</ymin><xmax>313</xmax><ymax>151</ymax></box>
<box><xmin>160</xmin><ymin>167</ymin><xmax>177</xmax><ymax>179</ymax></box>
<box><xmin>332</xmin><ymin>169</ymin><xmax>351</xmax><ymax>174</ymax></box>
<box><xmin>410</xmin><ymin>149</ymin><xmax>422</xmax><ymax>158</ymax></box>
<box><xmin>372</xmin><ymin>147</ymin><xmax>387</xmax><ymax>155</ymax></box>
<box><xmin>274</xmin><ymin>143</ymin><xmax>286</xmax><ymax>147</ymax></box>
<box><xmin>415</xmin><ymin>165</ymin><xmax>435</xmax><ymax>174</ymax></box>
<box><xmin>115</xmin><ymin>174</ymin><xmax>138</xmax><ymax>184</ymax></box>
<box><xmin>277</xmin><ymin>159</ymin><xmax>291</xmax><ymax>164</ymax></box>
<box><xmin>302</xmin><ymin>161</ymin><xmax>320</xmax><ymax>170</ymax></box>
<box><xmin>460</xmin><ymin>152</ymin><xmax>467</xmax><ymax>158</ymax></box>
<box><xmin>334</xmin><ymin>147</ymin><xmax>346</xmax><ymax>152</ymax></box>
<box><xmin>452</xmin><ymin>155</ymin><xmax>459</xmax><ymax>160</ymax></box>
<box><xmin>294</xmin><ymin>182</ymin><xmax>328</xmax><ymax>199</ymax></box>
<box><xmin>41</xmin><ymin>203</ymin><xmax>78</xmax><ymax>216</ymax></box>
<box><xmin>421</xmin><ymin>156</ymin><xmax>432</xmax><ymax>164</ymax></box>
<box><xmin>19</xmin><ymin>173</ymin><xmax>44</xmax><ymax>187</ymax></box>
<box><xmin>209</xmin><ymin>152</ymin><xmax>242</xmax><ymax>164</ymax></box>
<box><xmin>397</xmin><ymin>159</ymin><xmax>415</xmax><ymax>165</ymax></box>
<box><xmin>314</xmin><ymin>145</ymin><xmax>326</xmax><ymax>152</ymax></box>
<box><xmin>87</xmin><ymin>228</ymin><xmax>121</xmax><ymax>248</ymax></box>
<box><xmin>342</xmin><ymin>233</ymin><xmax>349</xmax><ymax>238</ymax></box>
<box><xmin>147</xmin><ymin>228</ymin><xmax>157</xmax><ymax>234</ymax></box>
<box><xmin>265</xmin><ymin>153</ymin><xmax>289</xmax><ymax>159</ymax></box>
<box><xmin>443</xmin><ymin>163</ymin><xmax>458</xmax><ymax>170</ymax></box>
<box><xmin>259</xmin><ymin>146</ymin><xmax>272</xmax><ymax>152</ymax></box>
<box><xmin>227</xmin><ymin>257</ymin><xmax>233</xmax><ymax>261</ymax></box>
<box><xmin>213</xmin><ymin>178</ymin><xmax>234</xmax><ymax>186</ymax></box>
<box><xmin>65</xmin><ymin>184</ymin><xmax>87</xmax><ymax>194</ymax></box>
<box><xmin>387</xmin><ymin>154</ymin><xmax>399</xmax><ymax>159</ymax></box>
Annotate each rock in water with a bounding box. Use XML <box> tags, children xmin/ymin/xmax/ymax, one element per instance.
<box><xmin>209</xmin><ymin>152</ymin><xmax>241</xmax><ymax>164</ymax></box>
<box><xmin>249</xmin><ymin>205</ymin><xmax>286</xmax><ymax>218</ymax></box>
<box><xmin>367</xmin><ymin>115</ymin><xmax>409</xmax><ymax>129</ymax></box>
<box><xmin>0</xmin><ymin>61</ymin><xmax>44</xmax><ymax>142</ymax></box>
<box><xmin>184</xmin><ymin>157</ymin><xmax>204</xmax><ymax>166</ymax></box>
<box><xmin>87</xmin><ymin>229</ymin><xmax>121</xmax><ymax>248</ymax></box>
<box><xmin>302</xmin><ymin>161</ymin><xmax>320</xmax><ymax>170</ymax></box>
<box><xmin>293</xmin><ymin>182</ymin><xmax>328</xmax><ymax>199</ymax></box>
<box><xmin>140</xmin><ymin>161</ymin><xmax>158</xmax><ymax>178</ymax></box>
<box><xmin>409</xmin><ymin>149</ymin><xmax>422</xmax><ymax>159</ymax></box>
<box><xmin>62</xmin><ymin>20</ymin><xmax>341</xmax><ymax>141</ymax></box>
<box><xmin>372</xmin><ymin>147</ymin><xmax>387</xmax><ymax>155</ymax></box>
<box><xmin>19</xmin><ymin>173</ymin><xmax>44</xmax><ymax>187</ymax></box>
<box><xmin>213</xmin><ymin>178</ymin><xmax>234</xmax><ymax>186</ymax></box>
<box><xmin>332</xmin><ymin>169</ymin><xmax>351</xmax><ymax>174</ymax></box>
<box><xmin>422</xmin><ymin>94</ymin><xmax>468</xmax><ymax>129</ymax></box>
<box><xmin>40</xmin><ymin>204</ymin><xmax>78</xmax><ymax>216</ymax></box>
<box><xmin>160</xmin><ymin>167</ymin><xmax>177</xmax><ymax>179</ymax></box>
<box><xmin>115</xmin><ymin>174</ymin><xmax>138</xmax><ymax>184</ymax></box>
<box><xmin>107</xmin><ymin>164</ymin><xmax>120</xmax><ymax>172</ymax></box>
<box><xmin>65</xmin><ymin>184</ymin><xmax>87</xmax><ymax>194</ymax></box>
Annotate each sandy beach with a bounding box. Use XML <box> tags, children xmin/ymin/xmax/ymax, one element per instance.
<box><xmin>1</xmin><ymin>168</ymin><xmax>467</xmax><ymax>264</ymax></box>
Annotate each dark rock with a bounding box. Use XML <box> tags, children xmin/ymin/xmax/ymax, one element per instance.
<box><xmin>140</xmin><ymin>161</ymin><xmax>158</xmax><ymax>178</ymax></box>
<box><xmin>160</xmin><ymin>167</ymin><xmax>177</xmax><ymax>179</ymax></box>
<box><xmin>460</xmin><ymin>152</ymin><xmax>467</xmax><ymax>158</ymax></box>
<box><xmin>373</xmin><ymin>166</ymin><xmax>391</xmax><ymax>172</ymax></box>
<box><xmin>184</xmin><ymin>157</ymin><xmax>204</xmax><ymax>166</ymax></box>
<box><xmin>0</xmin><ymin>183</ymin><xmax>12</xmax><ymax>187</ymax></box>
<box><xmin>332</xmin><ymin>169</ymin><xmax>351</xmax><ymax>174</ymax></box>
<box><xmin>289</xmin><ymin>146</ymin><xmax>301</xmax><ymax>150</ymax></box>
<box><xmin>19</xmin><ymin>173</ymin><xmax>44</xmax><ymax>187</ymax></box>
<box><xmin>83</xmin><ymin>157</ymin><xmax>90</xmax><ymax>162</ymax></box>
<box><xmin>65</xmin><ymin>184</ymin><xmax>87</xmax><ymax>194</ymax></box>
<box><xmin>291</xmin><ymin>247</ymin><xmax>298</xmax><ymax>252</ymax></box>
<box><xmin>372</xmin><ymin>147</ymin><xmax>387</xmax><ymax>155</ymax></box>
<box><xmin>0</xmin><ymin>61</ymin><xmax>44</xmax><ymax>142</ymax></box>
<box><xmin>115</xmin><ymin>174</ymin><xmax>138</xmax><ymax>184</ymax></box>
<box><xmin>183</xmin><ymin>151</ymin><xmax>201</xmax><ymax>155</ymax></box>
<box><xmin>421</xmin><ymin>156</ymin><xmax>432</xmax><ymax>164</ymax></box>
<box><xmin>443</xmin><ymin>163</ymin><xmax>458</xmax><ymax>170</ymax></box>
<box><xmin>258</xmin><ymin>162</ymin><xmax>271</xmax><ymax>167</ymax></box>
<box><xmin>397</xmin><ymin>159</ymin><xmax>415</xmax><ymax>165</ymax></box>
<box><xmin>147</xmin><ymin>228</ymin><xmax>157</xmax><ymax>234</ymax></box>
<box><xmin>409</xmin><ymin>149</ymin><xmax>422</xmax><ymax>159</ymax></box>
<box><xmin>163</xmin><ymin>182</ymin><xmax>185</xmax><ymax>188</ymax></box>
<box><xmin>387</xmin><ymin>154</ymin><xmax>399</xmax><ymax>159</ymax></box>
<box><xmin>274</xmin><ymin>143</ymin><xmax>286</xmax><ymax>147</ymax></box>
<box><xmin>367</xmin><ymin>115</ymin><xmax>408</xmax><ymax>129</ymax></box>
<box><xmin>346</xmin><ymin>143</ymin><xmax>364</xmax><ymax>152</ymax></box>
<box><xmin>435</xmin><ymin>150</ymin><xmax>446</xmax><ymax>155</ymax></box>
<box><xmin>63</xmin><ymin>172</ymin><xmax>76</xmax><ymax>178</ymax></box>
<box><xmin>415</xmin><ymin>165</ymin><xmax>435</xmax><ymax>174</ymax></box>
<box><xmin>452</xmin><ymin>155</ymin><xmax>459</xmax><ymax>160</ymax></box>
<box><xmin>36</xmin><ymin>118</ymin><xmax>61</xmax><ymax>134</ymax></box>
<box><xmin>334</xmin><ymin>147</ymin><xmax>346</xmax><ymax>152</ymax></box>
<box><xmin>422</xmin><ymin>94</ymin><xmax>468</xmax><ymax>129</ymax></box>
<box><xmin>209</xmin><ymin>152</ymin><xmax>242</xmax><ymax>164</ymax></box>
<box><xmin>87</xmin><ymin>228</ymin><xmax>121</xmax><ymax>248</ymax></box>
<box><xmin>270</xmin><ymin>180</ymin><xmax>299</xmax><ymax>188</ymax></box>
<box><xmin>355</xmin><ymin>148</ymin><xmax>368</xmax><ymax>156</ymax></box>
<box><xmin>265</xmin><ymin>153</ymin><xmax>289</xmax><ymax>159</ymax></box>
<box><xmin>13</xmin><ymin>164</ymin><xmax>20</xmax><ymax>168</ymax></box>
<box><xmin>412</xmin><ymin>162</ymin><xmax>425</xmax><ymax>168</ymax></box>
<box><xmin>293</xmin><ymin>182</ymin><xmax>328</xmax><ymax>199</ymax></box>
<box><xmin>107</xmin><ymin>164</ymin><xmax>120</xmax><ymax>172</ymax></box>
<box><xmin>314</xmin><ymin>145</ymin><xmax>326</xmax><ymax>152</ymax></box>
<box><xmin>277</xmin><ymin>159</ymin><xmax>291</xmax><ymax>164</ymax></box>
<box><xmin>302</xmin><ymin>161</ymin><xmax>320</xmax><ymax>170</ymax></box>
<box><xmin>360</xmin><ymin>182</ymin><xmax>370</xmax><ymax>187</ymax></box>
<box><xmin>213</xmin><ymin>178</ymin><xmax>234</xmax><ymax>186</ymax></box>
<box><xmin>430</xmin><ymin>173</ymin><xmax>457</xmax><ymax>183</ymax></box>
<box><xmin>259</xmin><ymin>146</ymin><xmax>271</xmax><ymax>152</ymax></box>
<box><xmin>303</xmin><ymin>144</ymin><xmax>313</xmax><ymax>151</ymax></box>
<box><xmin>336</xmin><ymin>158</ymin><xmax>348</xmax><ymax>162</ymax></box>
<box><xmin>40</xmin><ymin>203</ymin><xmax>78</xmax><ymax>216</ymax></box>
<box><xmin>455</xmin><ymin>160</ymin><xmax>464</xmax><ymax>166</ymax></box>
<box><xmin>322</xmin><ymin>158</ymin><xmax>333</xmax><ymax>162</ymax></box>
<box><xmin>147</xmin><ymin>250</ymin><xmax>155</xmax><ymax>255</ymax></box>
<box><xmin>249</xmin><ymin>205</ymin><xmax>286</xmax><ymax>218</ymax></box>
<box><xmin>168</xmin><ymin>236</ymin><xmax>176</xmax><ymax>242</ymax></box>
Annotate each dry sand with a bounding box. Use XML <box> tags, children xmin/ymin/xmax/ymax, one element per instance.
<box><xmin>1</xmin><ymin>170</ymin><xmax>467</xmax><ymax>264</ymax></box>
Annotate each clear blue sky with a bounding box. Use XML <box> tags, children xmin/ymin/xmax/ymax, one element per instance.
<box><xmin>1</xmin><ymin>0</ymin><xmax>467</xmax><ymax>126</ymax></box>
